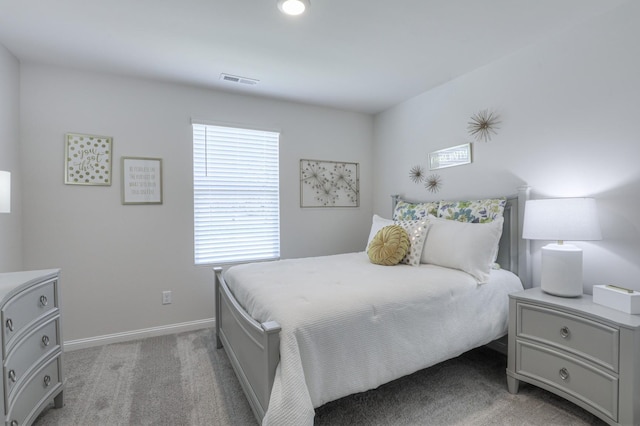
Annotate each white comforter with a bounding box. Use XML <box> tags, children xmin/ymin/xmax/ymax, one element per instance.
<box><xmin>223</xmin><ymin>252</ymin><xmax>523</xmax><ymax>426</ymax></box>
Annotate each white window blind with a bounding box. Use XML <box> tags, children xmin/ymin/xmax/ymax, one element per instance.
<box><xmin>193</xmin><ymin>123</ymin><xmax>280</xmax><ymax>265</ymax></box>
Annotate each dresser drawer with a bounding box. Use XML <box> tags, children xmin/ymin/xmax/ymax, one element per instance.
<box><xmin>6</xmin><ymin>355</ymin><xmax>62</xmax><ymax>426</ymax></box>
<box><xmin>516</xmin><ymin>341</ymin><xmax>618</xmax><ymax>422</ymax></box>
<box><xmin>4</xmin><ymin>315</ymin><xmax>60</xmax><ymax>404</ymax></box>
<box><xmin>517</xmin><ymin>303</ymin><xmax>619</xmax><ymax>371</ymax></box>
<box><xmin>2</xmin><ymin>279</ymin><xmax>57</xmax><ymax>354</ymax></box>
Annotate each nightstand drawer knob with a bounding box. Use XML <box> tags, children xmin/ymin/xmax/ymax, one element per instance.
<box><xmin>44</xmin><ymin>374</ymin><xmax>51</xmax><ymax>387</ymax></box>
<box><xmin>40</xmin><ymin>295</ymin><xmax>48</xmax><ymax>306</ymax></box>
<box><xmin>559</xmin><ymin>367</ymin><xmax>570</xmax><ymax>381</ymax></box>
<box><xmin>560</xmin><ymin>326</ymin><xmax>570</xmax><ymax>338</ymax></box>
<box><xmin>6</xmin><ymin>318</ymin><xmax>13</xmax><ymax>332</ymax></box>
<box><xmin>8</xmin><ymin>369</ymin><xmax>16</xmax><ymax>382</ymax></box>
<box><xmin>11</xmin><ymin>420</ymin><xmax>18</xmax><ymax>426</ymax></box>
<box><xmin>42</xmin><ymin>335</ymin><xmax>50</xmax><ymax>346</ymax></box>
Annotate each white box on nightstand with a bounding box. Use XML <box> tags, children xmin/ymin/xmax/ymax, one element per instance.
<box><xmin>593</xmin><ymin>285</ymin><xmax>640</xmax><ymax>314</ymax></box>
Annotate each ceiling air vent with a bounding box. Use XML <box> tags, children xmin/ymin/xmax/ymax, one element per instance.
<box><xmin>220</xmin><ymin>73</ymin><xmax>259</xmax><ymax>86</ymax></box>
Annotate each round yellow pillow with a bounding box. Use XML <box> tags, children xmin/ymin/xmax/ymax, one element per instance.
<box><xmin>367</xmin><ymin>225</ymin><xmax>410</xmax><ymax>266</ymax></box>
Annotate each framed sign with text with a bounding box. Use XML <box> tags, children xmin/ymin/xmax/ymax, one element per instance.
<box><xmin>428</xmin><ymin>143</ymin><xmax>472</xmax><ymax>170</ymax></box>
<box><xmin>64</xmin><ymin>133</ymin><xmax>113</xmax><ymax>185</ymax></box>
<box><xmin>121</xmin><ymin>157</ymin><xmax>163</xmax><ymax>205</ymax></box>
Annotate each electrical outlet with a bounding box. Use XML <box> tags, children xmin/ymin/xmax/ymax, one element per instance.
<box><xmin>162</xmin><ymin>291</ymin><xmax>172</xmax><ymax>305</ymax></box>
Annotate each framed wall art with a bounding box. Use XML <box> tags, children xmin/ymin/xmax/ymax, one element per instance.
<box><xmin>121</xmin><ymin>157</ymin><xmax>163</xmax><ymax>205</ymax></box>
<box><xmin>64</xmin><ymin>133</ymin><xmax>113</xmax><ymax>185</ymax></box>
<box><xmin>428</xmin><ymin>143</ymin><xmax>472</xmax><ymax>170</ymax></box>
<box><xmin>300</xmin><ymin>159</ymin><xmax>359</xmax><ymax>208</ymax></box>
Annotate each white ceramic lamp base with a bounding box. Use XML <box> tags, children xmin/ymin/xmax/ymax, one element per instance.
<box><xmin>540</xmin><ymin>244</ymin><xmax>583</xmax><ymax>297</ymax></box>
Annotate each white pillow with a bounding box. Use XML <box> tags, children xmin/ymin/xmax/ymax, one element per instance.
<box><xmin>366</xmin><ymin>214</ymin><xmax>394</xmax><ymax>250</ymax></box>
<box><xmin>395</xmin><ymin>219</ymin><xmax>429</xmax><ymax>266</ymax></box>
<box><xmin>421</xmin><ymin>215</ymin><xmax>504</xmax><ymax>283</ymax></box>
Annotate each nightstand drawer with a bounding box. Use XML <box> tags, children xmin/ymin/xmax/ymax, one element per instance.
<box><xmin>517</xmin><ymin>341</ymin><xmax>618</xmax><ymax>422</ymax></box>
<box><xmin>4</xmin><ymin>315</ymin><xmax>60</xmax><ymax>403</ymax></box>
<box><xmin>517</xmin><ymin>303</ymin><xmax>619</xmax><ymax>371</ymax></box>
<box><xmin>6</xmin><ymin>354</ymin><xmax>63</xmax><ymax>426</ymax></box>
<box><xmin>2</xmin><ymin>279</ymin><xmax>57</xmax><ymax>353</ymax></box>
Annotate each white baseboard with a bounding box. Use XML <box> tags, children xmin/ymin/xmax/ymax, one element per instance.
<box><xmin>64</xmin><ymin>318</ymin><xmax>215</xmax><ymax>351</ymax></box>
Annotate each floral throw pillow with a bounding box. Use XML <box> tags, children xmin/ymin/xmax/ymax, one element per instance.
<box><xmin>393</xmin><ymin>200</ymin><xmax>439</xmax><ymax>221</ymax></box>
<box><xmin>437</xmin><ymin>198</ymin><xmax>506</xmax><ymax>223</ymax></box>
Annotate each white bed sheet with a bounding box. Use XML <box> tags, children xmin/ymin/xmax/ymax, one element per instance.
<box><xmin>223</xmin><ymin>252</ymin><xmax>524</xmax><ymax>426</ymax></box>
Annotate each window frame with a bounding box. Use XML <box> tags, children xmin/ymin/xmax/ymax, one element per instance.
<box><xmin>192</xmin><ymin>121</ymin><xmax>281</xmax><ymax>266</ymax></box>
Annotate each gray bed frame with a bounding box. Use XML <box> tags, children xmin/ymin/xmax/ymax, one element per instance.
<box><xmin>214</xmin><ymin>186</ymin><xmax>531</xmax><ymax>423</ymax></box>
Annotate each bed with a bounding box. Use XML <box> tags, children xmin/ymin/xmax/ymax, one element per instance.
<box><xmin>214</xmin><ymin>186</ymin><xmax>531</xmax><ymax>425</ymax></box>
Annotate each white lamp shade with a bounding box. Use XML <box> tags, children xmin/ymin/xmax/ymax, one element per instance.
<box><xmin>0</xmin><ymin>171</ymin><xmax>10</xmax><ymax>214</ymax></box>
<box><xmin>522</xmin><ymin>198</ymin><xmax>601</xmax><ymax>242</ymax></box>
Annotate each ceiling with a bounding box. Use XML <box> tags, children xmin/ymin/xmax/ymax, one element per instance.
<box><xmin>0</xmin><ymin>0</ymin><xmax>628</xmax><ymax>114</ymax></box>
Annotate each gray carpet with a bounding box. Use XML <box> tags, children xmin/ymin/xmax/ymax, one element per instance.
<box><xmin>35</xmin><ymin>329</ymin><xmax>606</xmax><ymax>426</ymax></box>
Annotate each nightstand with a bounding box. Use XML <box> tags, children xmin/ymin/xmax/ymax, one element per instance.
<box><xmin>507</xmin><ymin>288</ymin><xmax>640</xmax><ymax>426</ymax></box>
<box><xmin>0</xmin><ymin>269</ymin><xmax>64</xmax><ymax>426</ymax></box>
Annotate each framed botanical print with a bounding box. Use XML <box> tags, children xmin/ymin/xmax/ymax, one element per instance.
<box><xmin>300</xmin><ymin>159</ymin><xmax>359</xmax><ymax>207</ymax></box>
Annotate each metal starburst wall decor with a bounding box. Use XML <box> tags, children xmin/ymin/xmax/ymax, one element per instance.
<box><xmin>425</xmin><ymin>174</ymin><xmax>442</xmax><ymax>193</ymax></box>
<box><xmin>300</xmin><ymin>159</ymin><xmax>359</xmax><ymax>207</ymax></box>
<box><xmin>409</xmin><ymin>165</ymin><xmax>425</xmax><ymax>183</ymax></box>
<box><xmin>409</xmin><ymin>165</ymin><xmax>442</xmax><ymax>193</ymax></box>
<box><xmin>467</xmin><ymin>109</ymin><xmax>501</xmax><ymax>142</ymax></box>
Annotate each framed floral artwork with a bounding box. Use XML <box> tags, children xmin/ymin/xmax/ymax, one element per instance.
<box><xmin>300</xmin><ymin>159</ymin><xmax>359</xmax><ymax>207</ymax></box>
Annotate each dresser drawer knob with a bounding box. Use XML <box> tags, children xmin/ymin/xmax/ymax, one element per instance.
<box><xmin>8</xmin><ymin>369</ymin><xmax>16</xmax><ymax>382</ymax></box>
<box><xmin>11</xmin><ymin>420</ymin><xmax>18</xmax><ymax>426</ymax></box>
<box><xmin>5</xmin><ymin>318</ymin><xmax>13</xmax><ymax>332</ymax></box>
<box><xmin>559</xmin><ymin>367</ymin><xmax>570</xmax><ymax>381</ymax></box>
<box><xmin>40</xmin><ymin>295</ymin><xmax>48</xmax><ymax>306</ymax></box>
<box><xmin>44</xmin><ymin>374</ymin><xmax>51</xmax><ymax>387</ymax></box>
<box><xmin>42</xmin><ymin>335</ymin><xmax>50</xmax><ymax>346</ymax></box>
<box><xmin>560</xmin><ymin>326</ymin><xmax>570</xmax><ymax>338</ymax></box>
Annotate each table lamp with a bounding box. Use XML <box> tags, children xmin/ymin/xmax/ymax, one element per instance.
<box><xmin>0</xmin><ymin>171</ymin><xmax>10</xmax><ymax>213</ymax></box>
<box><xmin>522</xmin><ymin>198</ymin><xmax>601</xmax><ymax>297</ymax></box>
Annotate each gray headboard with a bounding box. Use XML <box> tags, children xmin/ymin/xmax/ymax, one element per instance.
<box><xmin>391</xmin><ymin>186</ymin><xmax>531</xmax><ymax>288</ymax></box>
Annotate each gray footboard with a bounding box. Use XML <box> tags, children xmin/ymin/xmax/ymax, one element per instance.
<box><xmin>214</xmin><ymin>267</ymin><xmax>281</xmax><ymax>423</ymax></box>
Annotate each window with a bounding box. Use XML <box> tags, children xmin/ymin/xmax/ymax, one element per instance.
<box><xmin>193</xmin><ymin>122</ymin><xmax>280</xmax><ymax>265</ymax></box>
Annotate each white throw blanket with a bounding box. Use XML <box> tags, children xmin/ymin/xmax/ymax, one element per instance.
<box><xmin>223</xmin><ymin>252</ymin><xmax>523</xmax><ymax>425</ymax></box>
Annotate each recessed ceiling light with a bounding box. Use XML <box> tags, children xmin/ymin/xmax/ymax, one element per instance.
<box><xmin>277</xmin><ymin>0</ymin><xmax>309</xmax><ymax>16</ymax></box>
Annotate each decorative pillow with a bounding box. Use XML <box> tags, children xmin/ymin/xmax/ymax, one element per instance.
<box><xmin>393</xmin><ymin>200</ymin><xmax>439</xmax><ymax>221</ymax></box>
<box><xmin>437</xmin><ymin>198</ymin><xmax>506</xmax><ymax>223</ymax></box>
<box><xmin>421</xmin><ymin>215</ymin><xmax>504</xmax><ymax>283</ymax></box>
<box><xmin>395</xmin><ymin>219</ymin><xmax>429</xmax><ymax>266</ymax></box>
<box><xmin>367</xmin><ymin>225</ymin><xmax>410</xmax><ymax>266</ymax></box>
<box><xmin>366</xmin><ymin>214</ymin><xmax>395</xmax><ymax>251</ymax></box>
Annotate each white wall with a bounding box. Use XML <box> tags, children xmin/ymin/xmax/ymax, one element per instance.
<box><xmin>0</xmin><ymin>43</ymin><xmax>22</xmax><ymax>272</ymax></box>
<box><xmin>20</xmin><ymin>66</ymin><xmax>373</xmax><ymax>341</ymax></box>
<box><xmin>374</xmin><ymin>2</ymin><xmax>640</xmax><ymax>293</ymax></box>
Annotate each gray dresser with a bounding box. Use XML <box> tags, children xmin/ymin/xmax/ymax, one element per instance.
<box><xmin>507</xmin><ymin>288</ymin><xmax>640</xmax><ymax>425</ymax></box>
<box><xmin>0</xmin><ymin>269</ymin><xmax>64</xmax><ymax>426</ymax></box>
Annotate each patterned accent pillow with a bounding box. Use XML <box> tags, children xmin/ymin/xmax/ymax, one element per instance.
<box><xmin>437</xmin><ymin>198</ymin><xmax>506</xmax><ymax>223</ymax></box>
<box><xmin>395</xmin><ymin>219</ymin><xmax>429</xmax><ymax>266</ymax></box>
<box><xmin>367</xmin><ymin>225</ymin><xmax>410</xmax><ymax>266</ymax></box>
<box><xmin>394</xmin><ymin>200</ymin><xmax>439</xmax><ymax>221</ymax></box>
